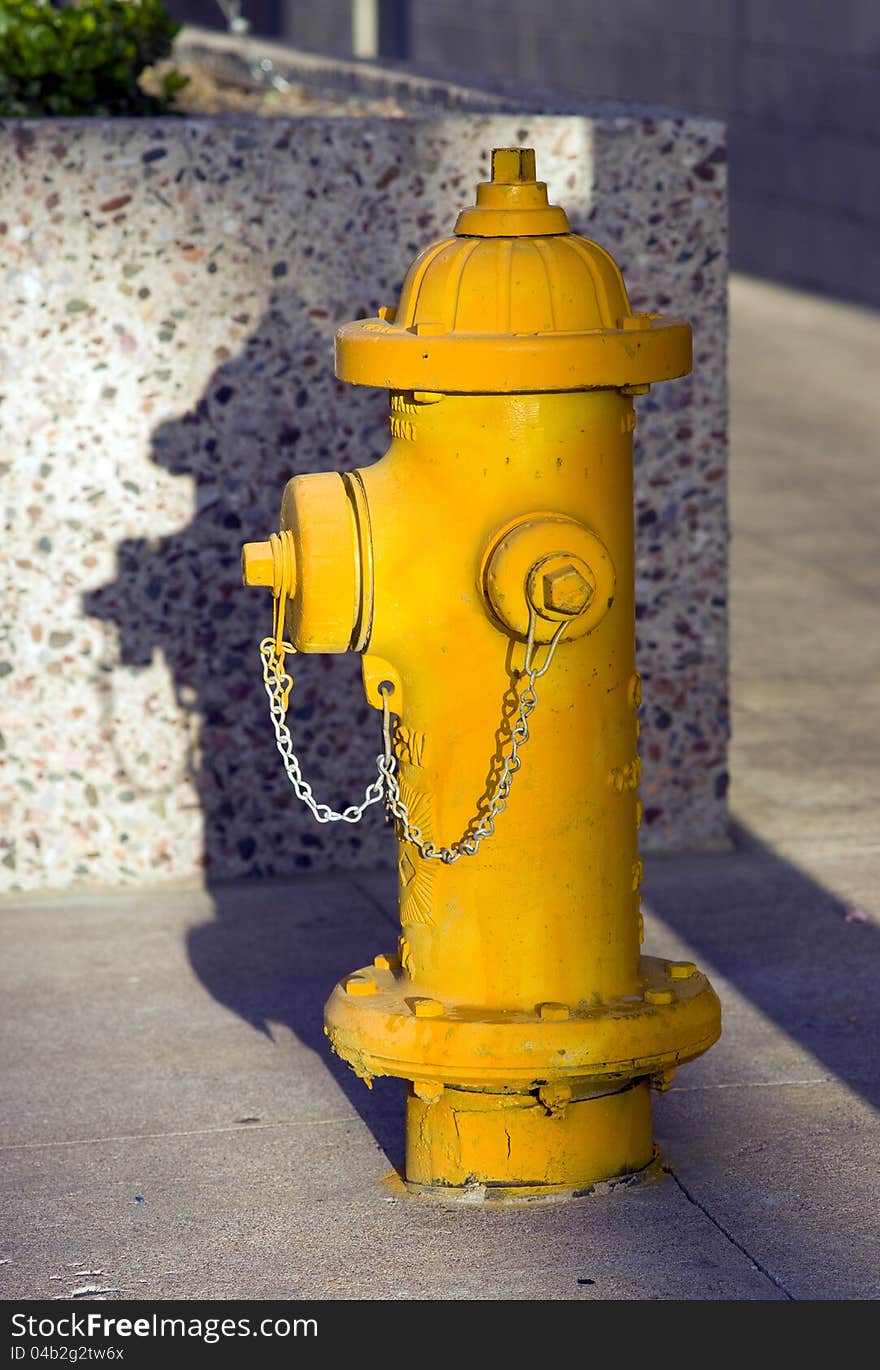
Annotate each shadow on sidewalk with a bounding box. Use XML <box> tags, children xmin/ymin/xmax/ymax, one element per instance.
<box><xmin>183</xmin><ymin>824</ymin><xmax>878</xmax><ymax>1181</ymax></box>
<box><xmin>81</xmin><ymin>289</ymin><xmax>403</xmax><ymax>1169</ymax></box>
<box><xmin>643</xmin><ymin>822</ymin><xmax>879</xmax><ymax>1111</ymax></box>
<box><xmin>186</xmin><ymin>873</ymin><xmax>407</xmax><ymax>1174</ymax></box>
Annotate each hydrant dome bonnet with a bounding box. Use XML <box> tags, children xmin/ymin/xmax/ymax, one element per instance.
<box><xmin>334</xmin><ymin>147</ymin><xmax>692</xmax><ymax>394</ymax></box>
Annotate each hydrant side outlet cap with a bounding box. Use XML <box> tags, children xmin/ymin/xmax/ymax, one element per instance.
<box><xmin>334</xmin><ymin>147</ymin><xmax>692</xmax><ymax>393</ymax></box>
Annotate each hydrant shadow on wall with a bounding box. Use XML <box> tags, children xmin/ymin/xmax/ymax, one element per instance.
<box><xmin>243</xmin><ymin>148</ymin><xmax>721</xmax><ymax>1200</ymax></box>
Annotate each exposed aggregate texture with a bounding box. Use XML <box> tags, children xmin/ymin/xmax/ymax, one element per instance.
<box><xmin>0</xmin><ymin>110</ymin><xmax>728</xmax><ymax>891</ymax></box>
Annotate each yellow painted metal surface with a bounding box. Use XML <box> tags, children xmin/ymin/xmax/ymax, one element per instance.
<box><xmin>334</xmin><ymin>146</ymin><xmax>691</xmax><ymax>394</ymax></box>
<box><xmin>243</xmin><ymin>148</ymin><xmax>720</xmax><ymax>1199</ymax></box>
<box><xmin>406</xmin><ymin>1082</ymin><xmax>654</xmax><ymax>1198</ymax></box>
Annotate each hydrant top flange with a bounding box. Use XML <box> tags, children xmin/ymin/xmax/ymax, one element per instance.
<box><xmin>334</xmin><ymin>146</ymin><xmax>692</xmax><ymax>394</ymax></box>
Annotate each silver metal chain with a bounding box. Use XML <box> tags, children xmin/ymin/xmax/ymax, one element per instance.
<box><xmin>378</xmin><ymin>606</ymin><xmax>567</xmax><ymax>863</ymax></box>
<box><xmin>260</xmin><ymin>603</ymin><xmax>567</xmax><ymax>857</ymax></box>
<box><xmin>260</xmin><ymin>635</ymin><xmax>386</xmax><ymax>824</ymax></box>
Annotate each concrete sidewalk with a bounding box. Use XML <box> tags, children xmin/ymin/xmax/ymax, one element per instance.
<box><xmin>2</xmin><ymin>277</ymin><xmax>878</xmax><ymax>1301</ymax></box>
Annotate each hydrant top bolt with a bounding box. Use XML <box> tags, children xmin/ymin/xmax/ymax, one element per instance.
<box><xmin>454</xmin><ymin>148</ymin><xmax>571</xmax><ymax>238</ymax></box>
<box><xmin>667</xmin><ymin>961</ymin><xmax>697</xmax><ymax>980</ymax></box>
<box><xmin>491</xmin><ymin>147</ymin><xmax>536</xmax><ymax>183</ymax></box>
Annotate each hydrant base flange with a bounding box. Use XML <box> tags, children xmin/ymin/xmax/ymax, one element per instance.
<box><xmin>324</xmin><ymin>955</ymin><xmax>721</xmax><ymax>1092</ymax></box>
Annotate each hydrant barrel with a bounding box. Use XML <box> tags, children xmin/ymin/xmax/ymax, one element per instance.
<box><xmin>358</xmin><ymin>389</ymin><xmax>642</xmax><ymax>1013</ymax></box>
<box><xmin>244</xmin><ymin>147</ymin><xmax>721</xmax><ymax>1199</ymax></box>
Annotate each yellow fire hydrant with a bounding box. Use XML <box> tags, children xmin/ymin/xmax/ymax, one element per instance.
<box><xmin>242</xmin><ymin>148</ymin><xmax>721</xmax><ymax>1199</ymax></box>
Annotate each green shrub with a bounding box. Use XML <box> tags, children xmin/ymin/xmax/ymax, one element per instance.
<box><xmin>0</xmin><ymin>0</ymin><xmax>189</xmax><ymax>116</ymax></box>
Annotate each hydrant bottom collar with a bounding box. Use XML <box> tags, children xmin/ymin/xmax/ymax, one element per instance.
<box><xmin>405</xmin><ymin>1080</ymin><xmax>655</xmax><ymax>1197</ymax></box>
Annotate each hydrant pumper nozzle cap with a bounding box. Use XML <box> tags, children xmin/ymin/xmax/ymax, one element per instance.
<box><xmin>334</xmin><ymin>146</ymin><xmax>692</xmax><ymax>394</ymax></box>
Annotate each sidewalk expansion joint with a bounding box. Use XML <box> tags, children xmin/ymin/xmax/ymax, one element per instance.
<box><xmin>662</xmin><ymin>1163</ymin><xmax>796</xmax><ymax>1300</ymax></box>
<box><xmin>670</xmin><ymin>1078</ymin><xmax>830</xmax><ymax>1091</ymax></box>
<box><xmin>0</xmin><ymin>1116</ymin><xmax>355</xmax><ymax>1153</ymax></box>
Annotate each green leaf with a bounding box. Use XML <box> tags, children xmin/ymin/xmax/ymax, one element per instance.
<box><xmin>0</xmin><ymin>0</ymin><xmax>183</xmax><ymax>115</ymax></box>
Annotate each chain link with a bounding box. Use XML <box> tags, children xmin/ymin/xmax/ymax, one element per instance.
<box><xmin>378</xmin><ymin>605</ymin><xmax>567</xmax><ymax>863</ymax></box>
<box><xmin>260</xmin><ymin>603</ymin><xmax>567</xmax><ymax>855</ymax></box>
<box><xmin>260</xmin><ymin>636</ymin><xmax>387</xmax><ymax>824</ymax></box>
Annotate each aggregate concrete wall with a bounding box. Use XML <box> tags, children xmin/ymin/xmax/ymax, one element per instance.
<box><xmin>0</xmin><ymin>106</ymin><xmax>728</xmax><ymax>894</ymax></box>
<box><xmin>278</xmin><ymin>0</ymin><xmax>879</xmax><ymax>305</ymax></box>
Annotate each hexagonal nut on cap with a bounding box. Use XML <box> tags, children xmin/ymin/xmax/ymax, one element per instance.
<box><xmin>542</xmin><ymin>562</ymin><xmax>594</xmax><ymax>617</ymax></box>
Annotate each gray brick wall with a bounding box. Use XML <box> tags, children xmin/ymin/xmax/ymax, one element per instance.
<box><xmin>275</xmin><ymin>0</ymin><xmax>880</xmax><ymax>304</ymax></box>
